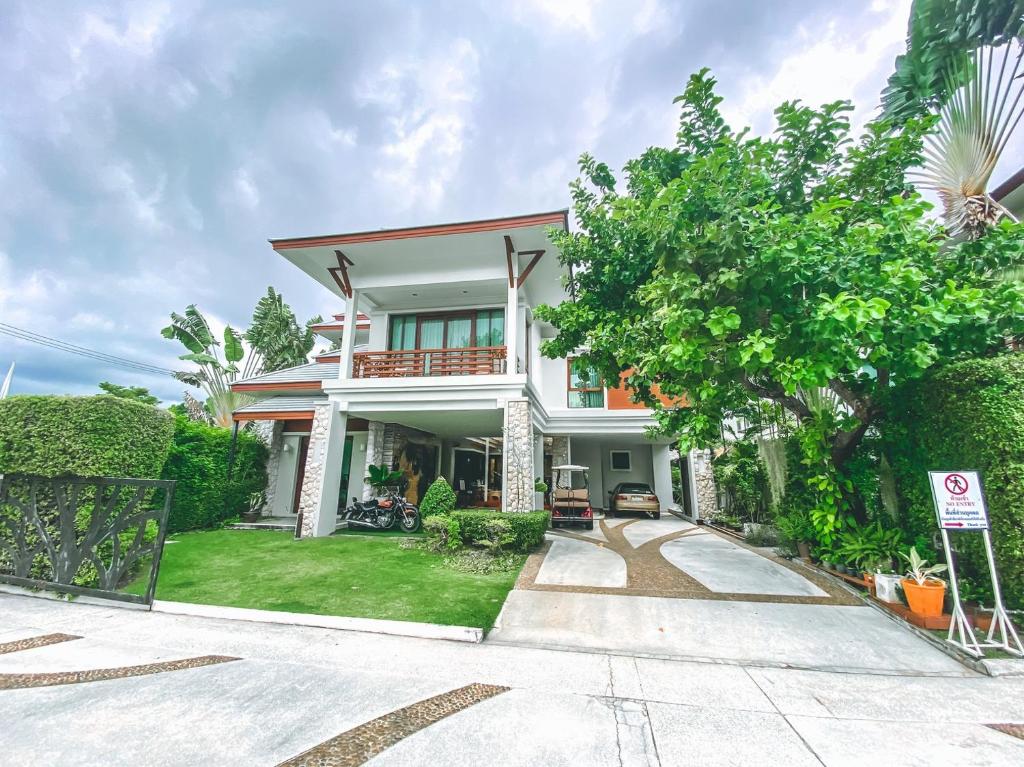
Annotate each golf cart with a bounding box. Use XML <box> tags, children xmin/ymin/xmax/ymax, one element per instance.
<box><xmin>550</xmin><ymin>464</ymin><xmax>594</xmax><ymax>530</ymax></box>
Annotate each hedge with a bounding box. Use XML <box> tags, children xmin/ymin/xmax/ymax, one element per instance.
<box><xmin>0</xmin><ymin>395</ymin><xmax>174</xmax><ymax>479</ymax></box>
<box><xmin>159</xmin><ymin>416</ymin><xmax>267</xmax><ymax>532</ymax></box>
<box><xmin>884</xmin><ymin>354</ymin><xmax>1024</xmax><ymax>609</ymax></box>
<box><xmin>449</xmin><ymin>509</ymin><xmax>549</xmax><ymax>553</ymax></box>
<box><xmin>420</xmin><ymin>476</ymin><xmax>456</xmax><ymax>517</ymax></box>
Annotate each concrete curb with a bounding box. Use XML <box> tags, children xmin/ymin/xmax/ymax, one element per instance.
<box><xmin>151</xmin><ymin>600</ymin><xmax>484</xmax><ymax>643</ymax></box>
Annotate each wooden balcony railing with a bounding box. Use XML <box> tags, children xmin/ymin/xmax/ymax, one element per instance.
<box><xmin>352</xmin><ymin>346</ymin><xmax>507</xmax><ymax>378</ymax></box>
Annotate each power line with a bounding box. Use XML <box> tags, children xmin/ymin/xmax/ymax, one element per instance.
<box><xmin>0</xmin><ymin>322</ymin><xmax>175</xmax><ymax>377</ymax></box>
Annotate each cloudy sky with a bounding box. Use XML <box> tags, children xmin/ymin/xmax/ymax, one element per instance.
<box><xmin>3</xmin><ymin>0</ymin><xmax>1011</xmax><ymax>403</ymax></box>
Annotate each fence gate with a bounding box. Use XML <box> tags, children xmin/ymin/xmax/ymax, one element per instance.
<box><xmin>0</xmin><ymin>473</ymin><xmax>175</xmax><ymax>605</ymax></box>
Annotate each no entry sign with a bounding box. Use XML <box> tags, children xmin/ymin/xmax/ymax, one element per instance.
<box><xmin>928</xmin><ymin>471</ymin><xmax>989</xmax><ymax>530</ymax></box>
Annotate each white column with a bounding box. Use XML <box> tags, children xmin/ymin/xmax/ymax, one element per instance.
<box><xmin>505</xmin><ymin>282</ymin><xmax>519</xmax><ymax>374</ymax></box>
<box><xmin>652</xmin><ymin>443</ymin><xmax>673</xmax><ymax>512</ymax></box>
<box><xmin>483</xmin><ymin>438</ymin><xmax>490</xmax><ymax>498</ymax></box>
<box><xmin>533</xmin><ymin>431</ymin><xmax>545</xmax><ymax>510</ymax></box>
<box><xmin>338</xmin><ymin>289</ymin><xmax>360</xmax><ymax>379</ymax></box>
<box><xmin>298</xmin><ymin>403</ymin><xmax>350</xmax><ymax>537</ymax></box>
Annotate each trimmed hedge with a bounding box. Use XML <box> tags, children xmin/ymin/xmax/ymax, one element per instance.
<box><xmin>449</xmin><ymin>509</ymin><xmax>549</xmax><ymax>553</ymax></box>
<box><xmin>885</xmin><ymin>354</ymin><xmax>1024</xmax><ymax>609</ymax></box>
<box><xmin>0</xmin><ymin>395</ymin><xmax>174</xmax><ymax>478</ymax></box>
<box><xmin>160</xmin><ymin>416</ymin><xmax>267</xmax><ymax>532</ymax></box>
<box><xmin>420</xmin><ymin>476</ymin><xmax>456</xmax><ymax>518</ymax></box>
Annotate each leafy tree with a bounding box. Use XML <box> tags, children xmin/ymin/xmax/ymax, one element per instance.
<box><xmin>536</xmin><ymin>69</ymin><xmax>1024</xmax><ymax>542</ymax></box>
<box><xmin>246</xmin><ymin>287</ymin><xmax>321</xmax><ymax>372</ymax></box>
<box><xmin>162</xmin><ymin>289</ymin><xmax>321</xmax><ymax>427</ymax></box>
<box><xmin>97</xmin><ymin>381</ymin><xmax>160</xmax><ymax>406</ymax></box>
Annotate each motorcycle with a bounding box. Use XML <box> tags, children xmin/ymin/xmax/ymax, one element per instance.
<box><xmin>342</xmin><ymin>488</ymin><xmax>421</xmax><ymax>533</ymax></box>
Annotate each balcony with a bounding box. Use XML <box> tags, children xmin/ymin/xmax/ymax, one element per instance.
<box><xmin>351</xmin><ymin>346</ymin><xmax>507</xmax><ymax>378</ymax></box>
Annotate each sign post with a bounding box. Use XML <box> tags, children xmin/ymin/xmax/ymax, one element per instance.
<box><xmin>928</xmin><ymin>471</ymin><xmax>1022</xmax><ymax>657</ymax></box>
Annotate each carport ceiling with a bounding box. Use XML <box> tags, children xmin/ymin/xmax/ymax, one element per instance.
<box><xmin>353</xmin><ymin>409</ymin><xmax>503</xmax><ymax>439</ymax></box>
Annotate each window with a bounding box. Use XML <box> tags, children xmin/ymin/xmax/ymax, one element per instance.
<box><xmin>388</xmin><ymin>309</ymin><xmax>504</xmax><ymax>350</ymax></box>
<box><xmin>568</xmin><ymin>358</ymin><xmax>603</xmax><ymax>408</ymax></box>
<box><xmin>610</xmin><ymin>450</ymin><xmax>632</xmax><ymax>471</ymax></box>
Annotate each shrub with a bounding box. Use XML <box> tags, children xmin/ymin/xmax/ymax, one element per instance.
<box><xmin>450</xmin><ymin>509</ymin><xmax>549</xmax><ymax>553</ymax></box>
<box><xmin>419</xmin><ymin>476</ymin><xmax>456</xmax><ymax>518</ymax></box>
<box><xmin>159</xmin><ymin>416</ymin><xmax>267</xmax><ymax>532</ymax></box>
<box><xmin>0</xmin><ymin>395</ymin><xmax>174</xmax><ymax>478</ymax></box>
<box><xmin>884</xmin><ymin>355</ymin><xmax>1024</xmax><ymax>608</ymax></box>
<box><xmin>423</xmin><ymin>513</ymin><xmax>461</xmax><ymax>552</ymax></box>
<box><xmin>711</xmin><ymin>439</ymin><xmax>772</xmax><ymax>523</ymax></box>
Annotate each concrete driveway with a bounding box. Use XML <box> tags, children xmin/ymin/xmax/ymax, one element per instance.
<box><xmin>2</xmin><ymin>592</ymin><xmax>1024</xmax><ymax>766</ymax></box>
<box><xmin>488</xmin><ymin>516</ymin><xmax>969</xmax><ymax>675</ymax></box>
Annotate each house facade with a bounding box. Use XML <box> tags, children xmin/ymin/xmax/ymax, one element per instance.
<box><xmin>231</xmin><ymin>210</ymin><xmax>709</xmax><ymax>537</ymax></box>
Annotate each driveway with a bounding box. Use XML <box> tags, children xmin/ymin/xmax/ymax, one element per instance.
<box><xmin>487</xmin><ymin>515</ymin><xmax>969</xmax><ymax>675</ymax></box>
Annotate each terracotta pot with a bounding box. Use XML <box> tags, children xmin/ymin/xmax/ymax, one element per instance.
<box><xmin>797</xmin><ymin>541</ymin><xmax>811</xmax><ymax>561</ymax></box>
<box><xmin>902</xmin><ymin>578</ymin><xmax>945</xmax><ymax>617</ymax></box>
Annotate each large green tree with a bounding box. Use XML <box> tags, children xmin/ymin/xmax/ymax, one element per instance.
<box><xmin>536</xmin><ymin>70</ymin><xmax>1024</xmax><ymax>540</ymax></box>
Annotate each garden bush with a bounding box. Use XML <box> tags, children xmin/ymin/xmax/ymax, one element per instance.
<box><xmin>159</xmin><ymin>416</ymin><xmax>267</xmax><ymax>532</ymax></box>
<box><xmin>423</xmin><ymin>513</ymin><xmax>461</xmax><ymax>552</ymax></box>
<box><xmin>0</xmin><ymin>395</ymin><xmax>174</xmax><ymax>478</ymax></box>
<box><xmin>450</xmin><ymin>509</ymin><xmax>549</xmax><ymax>553</ymax></box>
<box><xmin>711</xmin><ymin>439</ymin><xmax>772</xmax><ymax>523</ymax></box>
<box><xmin>419</xmin><ymin>476</ymin><xmax>456</xmax><ymax>518</ymax></box>
<box><xmin>884</xmin><ymin>355</ymin><xmax>1024</xmax><ymax>608</ymax></box>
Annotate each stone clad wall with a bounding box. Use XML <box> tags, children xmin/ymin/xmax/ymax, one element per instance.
<box><xmin>691</xmin><ymin>449</ymin><xmax>718</xmax><ymax>520</ymax></box>
<box><xmin>550</xmin><ymin>436</ymin><xmax>569</xmax><ymax>468</ymax></box>
<box><xmin>502</xmin><ymin>399</ymin><xmax>534</xmax><ymax>513</ymax></box>
<box><xmin>363</xmin><ymin>421</ymin><xmax>385</xmax><ymax>500</ymax></box>
<box><xmin>297</xmin><ymin>403</ymin><xmax>332</xmax><ymax>537</ymax></box>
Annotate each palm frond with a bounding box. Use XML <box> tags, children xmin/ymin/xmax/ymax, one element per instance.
<box><xmin>912</xmin><ymin>43</ymin><xmax>1024</xmax><ymax>238</ymax></box>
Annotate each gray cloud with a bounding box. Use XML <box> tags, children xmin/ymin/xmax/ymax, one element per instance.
<box><xmin>1</xmin><ymin>0</ymin><xmax>925</xmax><ymax>403</ymax></box>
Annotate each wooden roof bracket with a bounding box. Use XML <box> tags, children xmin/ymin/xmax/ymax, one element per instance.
<box><xmin>504</xmin><ymin>235</ymin><xmax>544</xmax><ymax>289</ymax></box>
<box><xmin>329</xmin><ymin>250</ymin><xmax>354</xmax><ymax>298</ymax></box>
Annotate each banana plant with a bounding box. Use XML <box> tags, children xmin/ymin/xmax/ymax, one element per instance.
<box><xmin>161</xmin><ymin>305</ymin><xmax>256</xmax><ymax>427</ymax></box>
<box><xmin>365</xmin><ymin>464</ymin><xmax>405</xmax><ymax>495</ymax></box>
<box><xmin>246</xmin><ymin>287</ymin><xmax>321</xmax><ymax>372</ymax></box>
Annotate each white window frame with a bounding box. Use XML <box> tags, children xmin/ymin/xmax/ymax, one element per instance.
<box><xmin>609</xmin><ymin>450</ymin><xmax>632</xmax><ymax>472</ymax></box>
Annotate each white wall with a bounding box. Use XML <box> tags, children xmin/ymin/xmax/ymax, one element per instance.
<box><xmin>271</xmin><ymin>434</ymin><xmax>302</xmax><ymax>515</ymax></box>
<box><xmin>347</xmin><ymin>431</ymin><xmax>368</xmax><ymax>506</ymax></box>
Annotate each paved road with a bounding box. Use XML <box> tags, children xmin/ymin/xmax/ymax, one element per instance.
<box><xmin>2</xmin><ymin>592</ymin><xmax>1024</xmax><ymax>766</ymax></box>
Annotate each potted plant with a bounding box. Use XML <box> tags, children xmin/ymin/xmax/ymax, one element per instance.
<box><xmin>776</xmin><ymin>509</ymin><xmax>815</xmax><ymax>561</ymax></box>
<box><xmin>242</xmin><ymin>490</ymin><xmax>265</xmax><ymax>523</ymax></box>
<box><xmin>365</xmin><ymin>464</ymin><xmax>405</xmax><ymax>497</ymax></box>
<box><xmin>900</xmin><ymin>547</ymin><xmax>948</xmax><ymax>618</ymax></box>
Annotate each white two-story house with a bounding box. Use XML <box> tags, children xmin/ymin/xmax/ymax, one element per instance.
<box><xmin>230</xmin><ymin>210</ymin><xmax>699</xmax><ymax>537</ymax></box>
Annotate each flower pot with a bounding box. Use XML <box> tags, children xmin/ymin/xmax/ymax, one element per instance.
<box><xmin>821</xmin><ymin>560</ymin><xmax>834</xmax><ymax>571</ymax></box>
<box><xmin>242</xmin><ymin>512</ymin><xmax>261</xmax><ymax>523</ymax></box>
<box><xmin>836</xmin><ymin>564</ymin><xmax>848</xmax><ymax>575</ymax></box>
<box><xmin>796</xmin><ymin>541</ymin><xmax>811</xmax><ymax>560</ymax></box>
<box><xmin>874</xmin><ymin>573</ymin><xmax>902</xmax><ymax>603</ymax></box>
<box><xmin>902</xmin><ymin>579</ymin><xmax>945</xmax><ymax>618</ymax></box>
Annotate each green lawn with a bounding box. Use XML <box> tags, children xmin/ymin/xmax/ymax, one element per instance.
<box><xmin>129</xmin><ymin>529</ymin><xmax>523</xmax><ymax>629</ymax></box>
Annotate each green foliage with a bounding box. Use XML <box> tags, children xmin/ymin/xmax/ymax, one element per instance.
<box><xmin>449</xmin><ymin>510</ymin><xmax>550</xmax><ymax>553</ymax></box>
<box><xmin>775</xmin><ymin>506</ymin><xmax>816</xmax><ymax>545</ymax></box>
<box><xmin>885</xmin><ymin>354</ymin><xmax>1024</xmax><ymax>608</ymax></box>
<box><xmin>246</xmin><ymin>286</ymin><xmax>321</xmax><ymax>372</ymax></box>
<box><xmin>159</xmin><ymin>416</ymin><xmax>267</xmax><ymax>532</ymax></box>
<box><xmin>710</xmin><ymin>440</ymin><xmax>771</xmax><ymax>523</ymax></box>
<box><xmin>0</xmin><ymin>395</ymin><xmax>174</xmax><ymax>478</ymax></box>
<box><xmin>536</xmin><ymin>68</ymin><xmax>1024</xmax><ymax>542</ymax></box>
<box><xmin>880</xmin><ymin>0</ymin><xmax>1024</xmax><ymax>124</ymax></box>
<box><xmin>471</xmin><ymin>517</ymin><xmax>515</xmax><ymax>555</ymax></box>
<box><xmin>365</xmin><ymin>464</ymin><xmax>406</xmax><ymax>495</ymax></box>
<box><xmin>423</xmin><ymin>513</ymin><xmax>461</xmax><ymax>552</ymax></box>
<box><xmin>835</xmin><ymin>521</ymin><xmax>904</xmax><ymax>571</ymax></box>
<box><xmin>97</xmin><ymin>381</ymin><xmax>160</xmax><ymax>406</ymax></box>
<box><xmin>419</xmin><ymin>476</ymin><xmax>457</xmax><ymax>517</ymax></box>
<box><xmin>901</xmin><ymin>545</ymin><xmax>949</xmax><ymax>585</ymax></box>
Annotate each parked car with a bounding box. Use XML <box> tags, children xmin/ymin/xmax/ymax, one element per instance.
<box><xmin>550</xmin><ymin>464</ymin><xmax>594</xmax><ymax>530</ymax></box>
<box><xmin>608</xmin><ymin>482</ymin><xmax>660</xmax><ymax>519</ymax></box>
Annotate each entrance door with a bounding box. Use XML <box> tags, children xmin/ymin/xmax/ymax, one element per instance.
<box><xmin>292</xmin><ymin>436</ymin><xmax>310</xmax><ymax>516</ymax></box>
<box><xmin>452</xmin><ymin>449</ymin><xmax>485</xmax><ymax>506</ymax></box>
